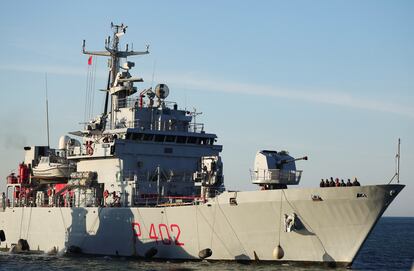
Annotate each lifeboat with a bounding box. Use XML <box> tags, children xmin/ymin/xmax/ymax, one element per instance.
<box><xmin>32</xmin><ymin>155</ymin><xmax>75</xmax><ymax>183</ymax></box>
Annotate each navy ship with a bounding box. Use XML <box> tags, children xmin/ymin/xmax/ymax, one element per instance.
<box><xmin>0</xmin><ymin>23</ymin><xmax>404</xmax><ymax>267</ymax></box>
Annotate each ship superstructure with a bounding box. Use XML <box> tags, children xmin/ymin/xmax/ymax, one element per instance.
<box><xmin>0</xmin><ymin>24</ymin><xmax>404</xmax><ymax>267</ymax></box>
<box><xmin>5</xmin><ymin>23</ymin><xmax>224</xmax><ymax>209</ymax></box>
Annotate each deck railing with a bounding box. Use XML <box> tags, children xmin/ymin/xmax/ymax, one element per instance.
<box><xmin>117</xmin><ymin>98</ymin><xmax>177</xmax><ymax>110</ymax></box>
<box><xmin>108</xmin><ymin>118</ymin><xmax>204</xmax><ymax>133</ymax></box>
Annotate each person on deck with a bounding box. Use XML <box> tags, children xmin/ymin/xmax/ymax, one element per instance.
<box><xmin>329</xmin><ymin>177</ymin><xmax>335</xmax><ymax>187</ymax></box>
<box><xmin>325</xmin><ymin>179</ymin><xmax>330</xmax><ymax>187</ymax></box>
<box><xmin>1</xmin><ymin>192</ymin><xmax>5</xmax><ymax>209</ymax></box>
<box><xmin>340</xmin><ymin>179</ymin><xmax>346</xmax><ymax>187</ymax></box>
<box><xmin>320</xmin><ymin>179</ymin><xmax>325</xmax><ymax>187</ymax></box>
<box><xmin>353</xmin><ymin>177</ymin><xmax>361</xmax><ymax>186</ymax></box>
<box><xmin>335</xmin><ymin>178</ymin><xmax>340</xmax><ymax>187</ymax></box>
<box><xmin>346</xmin><ymin>178</ymin><xmax>353</xmax><ymax>186</ymax></box>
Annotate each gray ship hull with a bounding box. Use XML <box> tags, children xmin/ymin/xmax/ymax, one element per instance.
<box><xmin>0</xmin><ymin>184</ymin><xmax>404</xmax><ymax>266</ymax></box>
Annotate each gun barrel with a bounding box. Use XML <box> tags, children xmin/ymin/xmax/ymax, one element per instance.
<box><xmin>280</xmin><ymin>156</ymin><xmax>308</xmax><ymax>165</ymax></box>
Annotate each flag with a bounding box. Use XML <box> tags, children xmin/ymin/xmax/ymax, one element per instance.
<box><xmin>88</xmin><ymin>56</ymin><xmax>92</xmax><ymax>65</ymax></box>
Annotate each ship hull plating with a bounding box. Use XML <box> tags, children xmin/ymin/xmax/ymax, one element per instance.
<box><xmin>0</xmin><ymin>184</ymin><xmax>404</xmax><ymax>266</ymax></box>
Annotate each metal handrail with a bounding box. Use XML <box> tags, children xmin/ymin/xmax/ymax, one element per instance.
<box><xmin>108</xmin><ymin>118</ymin><xmax>204</xmax><ymax>133</ymax></box>
<box><xmin>117</xmin><ymin>97</ymin><xmax>177</xmax><ymax>110</ymax></box>
<box><xmin>113</xmin><ymin>98</ymin><xmax>205</xmax><ymax>133</ymax></box>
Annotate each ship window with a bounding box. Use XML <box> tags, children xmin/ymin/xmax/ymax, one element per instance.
<box><xmin>200</xmin><ymin>138</ymin><xmax>208</xmax><ymax>145</ymax></box>
<box><xmin>164</xmin><ymin>147</ymin><xmax>173</xmax><ymax>154</ymax></box>
<box><xmin>131</xmin><ymin>133</ymin><xmax>142</xmax><ymax>140</ymax></box>
<box><xmin>165</xmin><ymin>135</ymin><xmax>176</xmax><ymax>142</ymax></box>
<box><xmin>155</xmin><ymin>135</ymin><xmax>165</xmax><ymax>142</ymax></box>
<box><xmin>187</xmin><ymin>137</ymin><xmax>197</xmax><ymax>144</ymax></box>
<box><xmin>143</xmin><ymin>134</ymin><xmax>154</xmax><ymax>141</ymax></box>
<box><xmin>176</xmin><ymin>136</ymin><xmax>186</xmax><ymax>144</ymax></box>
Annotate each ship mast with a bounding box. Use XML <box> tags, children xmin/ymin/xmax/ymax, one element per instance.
<box><xmin>82</xmin><ymin>23</ymin><xmax>149</xmax><ymax>130</ymax></box>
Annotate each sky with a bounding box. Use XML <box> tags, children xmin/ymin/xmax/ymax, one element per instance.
<box><xmin>0</xmin><ymin>1</ymin><xmax>413</xmax><ymax>216</ymax></box>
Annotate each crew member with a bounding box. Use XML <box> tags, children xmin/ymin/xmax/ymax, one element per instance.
<box><xmin>353</xmin><ymin>177</ymin><xmax>361</xmax><ymax>186</ymax></box>
<box><xmin>329</xmin><ymin>177</ymin><xmax>335</xmax><ymax>187</ymax></box>
<box><xmin>1</xmin><ymin>192</ymin><xmax>5</xmax><ymax>210</ymax></box>
<box><xmin>340</xmin><ymin>179</ymin><xmax>346</xmax><ymax>187</ymax></box>
<box><xmin>320</xmin><ymin>179</ymin><xmax>325</xmax><ymax>187</ymax></box>
<box><xmin>346</xmin><ymin>178</ymin><xmax>352</xmax><ymax>186</ymax></box>
<box><xmin>335</xmin><ymin>178</ymin><xmax>340</xmax><ymax>187</ymax></box>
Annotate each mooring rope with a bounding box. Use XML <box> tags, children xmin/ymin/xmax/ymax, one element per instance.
<box><xmin>25</xmin><ymin>206</ymin><xmax>33</xmax><ymax>240</ymax></box>
<box><xmin>216</xmin><ymin>196</ymin><xmax>248</xmax><ymax>257</ymax></box>
<box><xmin>278</xmin><ymin>190</ymin><xmax>283</xmax><ymax>246</ymax></box>
<box><xmin>18</xmin><ymin>206</ymin><xmax>24</xmax><ymax>239</ymax></box>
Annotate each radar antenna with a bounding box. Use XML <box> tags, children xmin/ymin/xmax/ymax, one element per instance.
<box><xmin>82</xmin><ymin>23</ymin><xmax>150</xmax><ymax>130</ymax></box>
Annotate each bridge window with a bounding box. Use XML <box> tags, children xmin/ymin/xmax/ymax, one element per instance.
<box><xmin>176</xmin><ymin>136</ymin><xmax>186</xmax><ymax>144</ymax></box>
<box><xmin>165</xmin><ymin>135</ymin><xmax>176</xmax><ymax>142</ymax></box>
<box><xmin>143</xmin><ymin>134</ymin><xmax>154</xmax><ymax>141</ymax></box>
<box><xmin>155</xmin><ymin>135</ymin><xmax>165</xmax><ymax>142</ymax></box>
<box><xmin>133</xmin><ymin>133</ymin><xmax>143</xmax><ymax>140</ymax></box>
<box><xmin>126</xmin><ymin>132</ymin><xmax>215</xmax><ymax>146</ymax></box>
<box><xmin>126</xmin><ymin>133</ymin><xmax>143</xmax><ymax>140</ymax></box>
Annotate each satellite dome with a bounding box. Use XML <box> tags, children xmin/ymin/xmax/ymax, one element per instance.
<box><xmin>155</xmin><ymin>84</ymin><xmax>169</xmax><ymax>99</ymax></box>
<box><xmin>58</xmin><ymin>135</ymin><xmax>71</xmax><ymax>150</ymax></box>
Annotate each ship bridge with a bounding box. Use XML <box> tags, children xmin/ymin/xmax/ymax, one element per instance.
<box><xmin>112</xmin><ymin>96</ymin><xmax>205</xmax><ymax>133</ymax></box>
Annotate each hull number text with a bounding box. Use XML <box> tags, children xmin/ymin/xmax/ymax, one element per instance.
<box><xmin>132</xmin><ymin>222</ymin><xmax>184</xmax><ymax>246</ymax></box>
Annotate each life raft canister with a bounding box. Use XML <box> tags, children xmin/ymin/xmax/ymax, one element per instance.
<box><xmin>18</xmin><ymin>163</ymin><xmax>29</xmax><ymax>184</ymax></box>
<box><xmin>103</xmin><ymin>190</ymin><xmax>109</xmax><ymax>198</ymax></box>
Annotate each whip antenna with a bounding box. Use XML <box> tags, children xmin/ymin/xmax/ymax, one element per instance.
<box><xmin>388</xmin><ymin>138</ymin><xmax>401</xmax><ymax>184</ymax></box>
<box><xmin>45</xmin><ymin>73</ymin><xmax>50</xmax><ymax>149</ymax></box>
<box><xmin>151</xmin><ymin>59</ymin><xmax>156</xmax><ymax>89</ymax></box>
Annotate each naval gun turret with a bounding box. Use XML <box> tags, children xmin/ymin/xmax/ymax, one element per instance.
<box><xmin>251</xmin><ymin>150</ymin><xmax>307</xmax><ymax>189</ymax></box>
